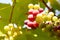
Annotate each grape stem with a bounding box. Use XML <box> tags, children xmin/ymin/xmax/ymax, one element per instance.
<box><xmin>9</xmin><ymin>0</ymin><xmax>16</xmax><ymax>23</ymax></box>
<box><xmin>41</xmin><ymin>0</ymin><xmax>53</xmax><ymax>12</ymax></box>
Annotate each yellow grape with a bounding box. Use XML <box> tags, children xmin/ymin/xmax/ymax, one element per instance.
<box><xmin>34</xmin><ymin>34</ymin><xmax>38</xmax><ymax>37</ymax></box>
<box><xmin>20</xmin><ymin>31</ymin><xmax>23</xmax><ymax>34</ymax></box>
<box><xmin>7</xmin><ymin>31</ymin><xmax>12</xmax><ymax>36</ymax></box>
<box><xmin>8</xmin><ymin>23</ymin><xmax>14</xmax><ymax>30</ymax></box>
<box><xmin>4</xmin><ymin>26</ymin><xmax>10</xmax><ymax>31</ymax></box>
<box><xmin>52</xmin><ymin>16</ymin><xmax>58</xmax><ymax>22</ymax></box>
<box><xmin>9</xmin><ymin>36</ymin><xmax>14</xmax><ymax>40</ymax></box>
<box><xmin>13</xmin><ymin>32</ymin><xmax>17</xmax><ymax>37</ymax></box>
<box><xmin>42</xmin><ymin>28</ymin><xmax>46</xmax><ymax>32</ymax></box>
<box><xmin>34</xmin><ymin>4</ymin><xmax>40</xmax><ymax>10</ymax></box>
<box><xmin>36</xmin><ymin>14</ymin><xmax>43</xmax><ymax>23</ymax></box>
<box><xmin>4</xmin><ymin>38</ymin><xmax>9</xmax><ymax>40</ymax></box>
<box><xmin>48</xmin><ymin>12</ymin><xmax>54</xmax><ymax>17</ymax></box>
<box><xmin>8</xmin><ymin>23</ymin><xmax>13</xmax><ymax>27</ymax></box>
<box><xmin>28</xmin><ymin>4</ymin><xmax>34</xmax><ymax>9</ymax></box>
<box><xmin>47</xmin><ymin>15</ymin><xmax>52</xmax><ymax>21</ymax></box>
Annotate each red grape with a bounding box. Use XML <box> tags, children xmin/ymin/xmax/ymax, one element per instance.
<box><xmin>39</xmin><ymin>8</ymin><xmax>44</xmax><ymax>13</ymax></box>
<box><xmin>24</xmin><ymin>20</ymin><xmax>29</xmax><ymax>25</ymax></box>
<box><xmin>28</xmin><ymin>14</ymin><xmax>35</xmax><ymax>21</ymax></box>
<box><xmin>28</xmin><ymin>9</ymin><xmax>33</xmax><ymax>14</ymax></box>
<box><xmin>33</xmin><ymin>10</ymin><xmax>39</xmax><ymax>16</ymax></box>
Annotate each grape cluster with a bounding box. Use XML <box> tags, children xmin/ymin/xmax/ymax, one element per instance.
<box><xmin>24</xmin><ymin>4</ymin><xmax>60</xmax><ymax>37</ymax></box>
<box><xmin>24</xmin><ymin>4</ymin><xmax>44</xmax><ymax>29</ymax></box>
<box><xmin>0</xmin><ymin>23</ymin><xmax>22</xmax><ymax>40</ymax></box>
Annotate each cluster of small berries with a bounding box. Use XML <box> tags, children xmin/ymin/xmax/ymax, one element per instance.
<box><xmin>0</xmin><ymin>23</ymin><xmax>22</xmax><ymax>40</ymax></box>
<box><xmin>24</xmin><ymin>4</ymin><xmax>44</xmax><ymax>29</ymax></box>
<box><xmin>24</xmin><ymin>4</ymin><xmax>60</xmax><ymax>37</ymax></box>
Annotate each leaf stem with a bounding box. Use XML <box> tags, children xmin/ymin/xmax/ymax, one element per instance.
<box><xmin>9</xmin><ymin>0</ymin><xmax>16</xmax><ymax>23</ymax></box>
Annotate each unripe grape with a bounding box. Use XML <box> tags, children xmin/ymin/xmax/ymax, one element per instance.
<box><xmin>41</xmin><ymin>13</ymin><xmax>46</xmax><ymax>16</ymax></box>
<box><xmin>54</xmin><ymin>21</ymin><xmax>60</xmax><ymax>26</ymax></box>
<box><xmin>48</xmin><ymin>12</ymin><xmax>54</xmax><ymax>17</ymax></box>
<box><xmin>34</xmin><ymin>4</ymin><xmax>40</xmax><ymax>10</ymax></box>
<box><xmin>4</xmin><ymin>37</ymin><xmax>9</xmax><ymax>40</ymax></box>
<box><xmin>43</xmin><ymin>15</ymin><xmax>48</xmax><ymax>22</ymax></box>
<box><xmin>36</xmin><ymin>14</ymin><xmax>43</xmax><ymax>23</ymax></box>
<box><xmin>28</xmin><ymin>4</ymin><xmax>34</xmax><ymax>9</ymax></box>
<box><xmin>47</xmin><ymin>15</ymin><xmax>52</xmax><ymax>21</ymax></box>
<box><xmin>8</xmin><ymin>23</ymin><xmax>13</xmax><ymax>29</ymax></box>
<box><xmin>52</xmin><ymin>16</ymin><xmax>58</xmax><ymax>22</ymax></box>
<box><xmin>18</xmin><ymin>26</ymin><xmax>22</xmax><ymax>30</ymax></box>
<box><xmin>8</xmin><ymin>23</ymin><xmax>14</xmax><ymax>30</ymax></box>
<box><xmin>34</xmin><ymin>34</ymin><xmax>38</xmax><ymax>37</ymax></box>
<box><xmin>37</xmin><ymin>14</ymin><xmax>43</xmax><ymax>18</ymax></box>
<box><xmin>7</xmin><ymin>31</ymin><xmax>12</xmax><ymax>36</ymax></box>
<box><xmin>9</xmin><ymin>36</ymin><xmax>13</xmax><ymax>40</ymax></box>
<box><xmin>45</xmin><ymin>21</ymin><xmax>52</xmax><ymax>24</ymax></box>
<box><xmin>4</xmin><ymin>26</ymin><xmax>10</xmax><ymax>31</ymax></box>
<box><xmin>20</xmin><ymin>31</ymin><xmax>23</xmax><ymax>34</ymax></box>
<box><xmin>42</xmin><ymin>28</ymin><xmax>46</xmax><ymax>32</ymax></box>
<box><xmin>43</xmin><ymin>14</ymin><xmax>52</xmax><ymax>21</ymax></box>
<box><xmin>13</xmin><ymin>32</ymin><xmax>17</xmax><ymax>37</ymax></box>
<box><xmin>0</xmin><ymin>31</ymin><xmax>4</xmax><ymax>36</ymax></box>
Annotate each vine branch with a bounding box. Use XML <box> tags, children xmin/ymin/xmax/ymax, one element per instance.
<box><xmin>41</xmin><ymin>0</ymin><xmax>53</xmax><ymax>12</ymax></box>
<box><xmin>9</xmin><ymin>0</ymin><xmax>16</xmax><ymax>23</ymax></box>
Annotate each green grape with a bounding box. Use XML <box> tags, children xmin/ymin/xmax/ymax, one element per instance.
<box><xmin>33</xmin><ymin>34</ymin><xmax>38</xmax><ymax>37</ymax></box>
<box><xmin>42</xmin><ymin>28</ymin><xmax>46</xmax><ymax>32</ymax></box>
<box><xmin>43</xmin><ymin>15</ymin><xmax>50</xmax><ymax>22</ymax></box>
<box><xmin>54</xmin><ymin>20</ymin><xmax>60</xmax><ymax>26</ymax></box>
<box><xmin>4</xmin><ymin>26</ymin><xmax>10</xmax><ymax>31</ymax></box>
<box><xmin>45</xmin><ymin>21</ymin><xmax>52</xmax><ymax>24</ymax></box>
<box><xmin>36</xmin><ymin>14</ymin><xmax>43</xmax><ymax>23</ymax></box>
<box><xmin>7</xmin><ymin>31</ymin><xmax>12</xmax><ymax>36</ymax></box>
<box><xmin>37</xmin><ymin>14</ymin><xmax>43</xmax><ymax>18</ymax></box>
<box><xmin>48</xmin><ymin>12</ymin><xmax>54</xmax><ymax>17</ymax></box>
<box><xmin>52</xmin><ymin>16</ymin><xmax>58</xmax><ymax>22</ymax></box>
<box><xmin>9</xmin><ymin>36</ymin><xmax>14</xmax><ymax>40</ymax></box>
<box><xmin>34</xmin><ymin>4</ymin><xmax>40</xmax><ymax>10</ymax></box>
<box><xmin>28</xmin><ymin>4</ymin><xmax>34</xmax><ymax>9</ymax></box>
<box><xmin>47</xmin><ymin>15</ymin><xmax>52</xmax><ymax>21</ymax></box>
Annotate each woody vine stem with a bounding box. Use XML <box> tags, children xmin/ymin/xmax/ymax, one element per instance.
<box><xmin>9</xmin><ymin>0</ymin><xmax>16</xmax><ymax>23</ymax></box>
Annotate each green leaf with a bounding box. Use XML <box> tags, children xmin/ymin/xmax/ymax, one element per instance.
<box><xmin>49</xmin><ymin>0</ymin><xmax>60</xmax><ymax>10</ymax></box>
